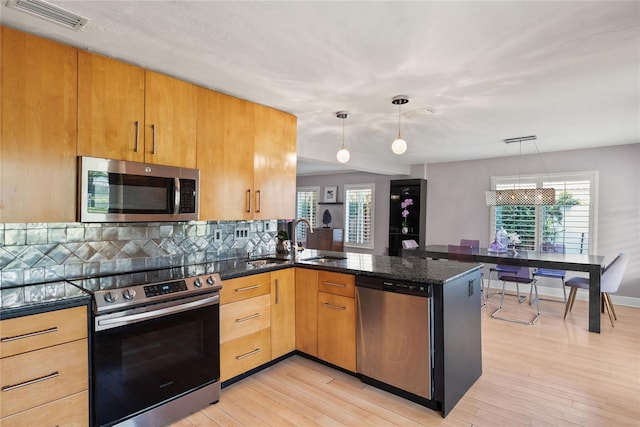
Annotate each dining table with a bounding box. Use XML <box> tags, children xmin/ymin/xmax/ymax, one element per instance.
<box><xmin>403</xmin><ymin>244</ymin><xmax>606</xmax><ymax>333</ymax></box>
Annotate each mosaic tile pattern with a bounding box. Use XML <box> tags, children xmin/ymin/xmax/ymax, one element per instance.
<box><xmin>0</xmin><ymin>220</ymin><xmax>281</xmax><ymax>288</ymax></box>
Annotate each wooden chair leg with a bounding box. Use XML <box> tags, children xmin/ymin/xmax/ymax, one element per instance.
<box><xmin>602</xmin><ymin>293</ymin><xmax>615</xmax><ymax>327</ymax></box>
<box><xmin>605</xmin><ymin>293</ymin><xmax>617</xmax><ymax>321</ymax></box>
<box><xmin>564</xmin><ymin>287</ymin><xmax>577</xmax><ymax>319</ymax></box>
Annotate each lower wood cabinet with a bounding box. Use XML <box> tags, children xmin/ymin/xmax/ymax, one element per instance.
<box><xmin>271</xmin><ymin>268</ymin><xmax>296</xmax><ymax>359</ymax></box>
<box><xmin>0</xmin><ymin>390</ymin><xmax>88</xmax><ymax>427</ymax></box>
<box><xmin>0</xmin><ymin>306</ymin><xmax>89</xmax><ymax>425</ymax></box>
<box><xmin>295</xmin><ymin>268</ymin><xmax>318</xmax><ymax>357</ymax></box>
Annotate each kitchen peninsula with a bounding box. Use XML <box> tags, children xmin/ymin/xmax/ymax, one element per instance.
<box><xmin>1</xmin><ymin>249</ymin><xmax>482</xmax><ymax>422</ymax></box>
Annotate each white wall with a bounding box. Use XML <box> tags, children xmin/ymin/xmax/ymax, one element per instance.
<box><xmin>298</xmin><ymin>143</ymin><xmax>639</xmax><ymax>298</ymax></box>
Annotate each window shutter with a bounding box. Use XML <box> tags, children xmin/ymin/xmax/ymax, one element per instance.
<box><xmin>296</xmin><ymin>188</ymin><xmax>318</xmax><ymax>242</ymax></box>
<box><xmin>344</xmin><ymin>185</ymin><xmax>374</xmax><ymax>248</ymax></box>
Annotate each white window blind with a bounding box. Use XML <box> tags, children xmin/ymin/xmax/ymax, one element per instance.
<box><xmin>344</xmin><ymin>184</ymin><xmax>374</xmax><ymax>249</ymax></box>
<box><xmin>491</xmin><ymin>172</ymin><xmax>597</xmax><ymax>254</ymax></box>
<box><xmin>296</xmin><ymin>187</ymin><xmax>318</xmax><ymax>243</ymax></box>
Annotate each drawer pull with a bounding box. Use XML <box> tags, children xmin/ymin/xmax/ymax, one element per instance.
<box><xmin>235</xmin><ymin>284</ymin><xmax>260</xmax><ymax>292</ymax></box>
<box><xmin>236</xmin><ymin>348</ymin><xmax>261</xmax><ymax>360</ymax></box>
<box><xmin>323</xmin><ymin>281</ymin><xmax>346</xmax><ymax>288</ymax></box>
<box><xmin>236</xmin><ymin>313</ymin><xmax>261</xmax><ymax>323</ymax></box>
<box><xmin>1</xmin><ymin>326</ymin><xmax>58</xmax><ymax>342</ymax></box>
<box><xmin>2</xmin><ymin>371</ymin><xmax>59</xmax><ymax>392</ymax></box>
<box><xmin>323</xmin><ymin>302</ymin><xmax>347</xmax><ymax>310</ymax></box>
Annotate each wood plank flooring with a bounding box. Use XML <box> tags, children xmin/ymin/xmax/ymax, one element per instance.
<box><xmin>171</xmin><ymin>295</ymin><xmax>640</xmax><ymax>426</ymax></box>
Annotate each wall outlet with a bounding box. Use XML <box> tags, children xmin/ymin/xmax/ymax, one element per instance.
<box><xmin>213</xmin><ymin>229</ymin><xmax>222</xmax><ymax>242</ymax></box>
<box><xmin>235</xmin><ymin>227</ymin><xmax>249</xmax><ymax>239</ymax></box>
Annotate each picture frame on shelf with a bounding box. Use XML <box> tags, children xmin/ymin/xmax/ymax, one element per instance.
<box><xmin>323</xmin><ymin>186</ymin><xmax>338</xmax><ymax>203</ymax></box>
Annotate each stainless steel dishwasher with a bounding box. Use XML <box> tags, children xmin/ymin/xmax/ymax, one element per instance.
<box><xmin>356</xmin><ymin>275</ymin><xmax>432</xmax><ymax>401</ymax></box>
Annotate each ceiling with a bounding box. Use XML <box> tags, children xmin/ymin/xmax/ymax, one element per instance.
<box><xmin>2</xmin><ymin>1</ymin><xmax>638</xmax><ymax>176</ymax></box>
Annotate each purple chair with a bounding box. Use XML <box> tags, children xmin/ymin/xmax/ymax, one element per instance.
<box><xmin>491</xmin><ymin>253</ymin><xmax>540</xmax><ymax>325</ymax></box>
<box><xmin>532</xmin><ymin>243</ymin><xmax>567</xmax><ymax>304</ymax></box>
<box><xmin>564</xmin><ymin>252</ymin><xmax>628</xmax><ymax>327</ymax></box>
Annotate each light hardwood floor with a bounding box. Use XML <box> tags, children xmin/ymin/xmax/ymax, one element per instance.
<box><xmin>171</xmin><ymin>295</ymin><xmax>640</xmax><ymax>426</ymax></box>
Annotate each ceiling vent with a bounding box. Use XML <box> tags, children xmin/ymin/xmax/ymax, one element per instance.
<box><xmin>6</xmin><ymin>0</ymin><xmax>88</xmax><ymax>31</ymax></box>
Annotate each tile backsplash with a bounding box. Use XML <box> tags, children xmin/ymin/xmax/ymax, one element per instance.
<box><xmin>0</xmin><ymin>220</ymin><xmax>281</xmax><ymax>288</ymax></box>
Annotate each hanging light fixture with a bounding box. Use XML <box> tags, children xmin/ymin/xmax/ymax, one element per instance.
<box><xmin>485</xmin><ymin>135</ymin><xmax>556</xmax><ymax>206</ymax></box>
<box><xmin>391</xmin><ymin>95</ymin><xmax>409</xmax><ymax>155</ymax></box>
<box><xmin>336</xmin><ymin>111</ymin><xmax>350</xmax><ymax>163</ymax></box>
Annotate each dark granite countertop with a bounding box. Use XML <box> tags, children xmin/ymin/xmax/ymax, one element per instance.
<box><xmin>0</xmin><ymin>281</ymin><xmax>92</xmax><ymax>320</ymax></box>
<box><xmin>0</xmin><ymin>249</ymin><xmax>481</xmax><ymax>318</ymax></box>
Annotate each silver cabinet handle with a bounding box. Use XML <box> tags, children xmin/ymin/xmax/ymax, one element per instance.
<box><xmin>2</xmin><ymin>371</ymin><xmax>59</xmax><ymax>392</ymax></box>
<box><xmin>323</xmin><ymin>302</ymin><xmax>346</xmax><ymax>310</ymax></box>
<box><xmin>236</xmin><ymin>313</ymin><xmax>260</xmax><ymax>323</ymax></box>
<box><xmin>255</xmin><ymin>190</ymin><xmax>261</xmax><ymax>213</ymax></box>
<box><xmin>275</xmin><ymin>279</ymin><xmax>280</xmax><ymax>305</ymax></box>
<box><xmin>152</xmin><ymin>123</ymin><xmax>157</xmax><ymax>154</ymax></box>
<box><xmin>235</xmin><ymin>284</ymin><xmax>260</xmax><ymax>292</ymax></box>
<box><xmin>236</xmin><ymin>348</ymin><xmax>261</xmax><ymax>360</ymax></box>
<box><xmin>1</xmin><ymin>326</ymin><xmax>58</xmax><ymax>342</ymax></box>
<box><xmin>134</xmin><ymin>120</ymin><xmax>140</xmax><ymax>152</ymax></box>
<box><xmin>246</xmin><ymin>189</ymin><xmax>252</xmax><ymax>213</ymax></box>
<box><xmin>323</xmin><ymin>281</ymin><xmax>346</xmax><ymax>288</ymax></box>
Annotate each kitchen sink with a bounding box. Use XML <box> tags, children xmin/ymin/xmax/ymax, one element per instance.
<box><xmin>246</xmin><ymin>257</ymin><xmax>289</xmax><ymax>268</ymax></box>
<box><xmin>300</xmin><ymin>255</ymin><xmax>347</xmax><ymax>264</ymax></box>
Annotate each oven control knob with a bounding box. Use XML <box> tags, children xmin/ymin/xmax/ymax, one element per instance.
<box><xmin>123</xmin><ymin>289</ymin><xmax>136</xmax><ymax>300</ymax></box>
<box><xmin>194</xmin><ymin>278</ymin><xmax>203</xmax><ymax>288</ymax></box>
<box><xmin>104</xmin><ymin>291</ymin><xmax>118</xmax><ymax>303</ymax></box>
<box><xmin>206</xmin><ymin>276</ymin><xmax>216</xmax><ymax>286</ymax></box>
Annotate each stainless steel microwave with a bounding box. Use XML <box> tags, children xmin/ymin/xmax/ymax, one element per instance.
<box><xmin>78</xmin><ymin>156</ymin><xmax>199</xmax><ymax>222</ymax></box>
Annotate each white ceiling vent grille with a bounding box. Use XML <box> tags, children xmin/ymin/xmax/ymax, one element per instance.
<box><xmin>6</xmin><ymin>0</ymin><xmax>89</xmax><ymax>31</ymax></box>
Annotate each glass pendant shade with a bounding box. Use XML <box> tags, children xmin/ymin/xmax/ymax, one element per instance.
<box><xmin>391</xmin><ymin>96</ymin><xmax>409</xmax><ymax>155</ymax></box>
<box><xmin>336</xmin><ymin>147</ymin><xmax>350</xmax><ymax>163</ymax></box>
<box><xmin>485</xmin><ymin>188</ymin><xmax>555</xmax><ymax>206</ymax></box>
<box><xmin>336</xmin><ymin>111</ymin><xmax>350</xmax><ymax>163</ymax></box>
<box><xmin>391</xmin><ymin>136</ymin><xmax>407</xmax><ymax>155</ymax></box>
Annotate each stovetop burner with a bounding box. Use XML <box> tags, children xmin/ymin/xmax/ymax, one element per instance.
<box><xmin>70</xmin><ymin>264</ymin><xmax>222</xmax><ymax>314</ymax></box>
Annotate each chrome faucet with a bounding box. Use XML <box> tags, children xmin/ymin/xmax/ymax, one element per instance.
<box><xmin>292</xmin><ymin>218</ymin><xmax>313</xmax><ymax>252</ymax></box>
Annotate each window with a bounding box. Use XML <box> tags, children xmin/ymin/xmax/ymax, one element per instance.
<box><xmin>295</xmin><ymin>187</ymin><xmax>319</xmax><ymax>243</ymax></box>
<box><xmin>344</xmin><ymin>184</ymin><xmax>375</xmax><ymax>249</ymax></box>
<box><xmin>490</xmin><ymin>172</ymin><xmax>597</xmax><ymax>254</ymax></box>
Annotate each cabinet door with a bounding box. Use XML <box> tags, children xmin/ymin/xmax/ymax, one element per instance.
<box><xmin>197</xmin><ymin>89</ymin><xmax>254</xmax><ymax>220</ymax></box>
<box><xmin>317</xmin><ymin>292</ymin><xmax>356</xmax><ymax>372</ymax></box>
<box><xmin>144</xmin><ymin>71</ymin><xmax>197</xmax><ymax>168</ymax></box>
<box><xmin>253</xmin><ymin>104</ymin><xmax>297</xmax><ymax>219</ymax></box>
<box><xmin>271</xmin><ymin>268</ymin><xmax>295</xmax><ymax>359</ymax></box>
<box><xmin>78</xmin><ymin>51</ymin><xmax>145</xmax><ymax>161</ymax></box>
<box><xmin>295</xmin><ymin>268</ymin><xmax>318</xmax><ymax>356</ymax></box>
<box><xmin>1</xmin><ymin>27</ymin><xmax>77</xmax><ymax>222</ymax></box>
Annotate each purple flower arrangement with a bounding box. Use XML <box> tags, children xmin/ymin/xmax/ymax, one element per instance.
<box><xmin>401</xmin><ymin>198</ymin><xmax>413</xmax><ymax>226</ymax></box>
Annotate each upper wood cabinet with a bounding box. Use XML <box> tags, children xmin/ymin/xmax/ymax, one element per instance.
<box><xmin>78</xmin><ymin>53</ymin><xmax>197</xmax><ymax>168</ymax></box>
<box><xmin>77</xmin><ymin>51</ymin><xmax>145</xmax><ymax>162</ymax></box>
<box><xmin>144</xmin><ymin>71</ymin><xmax>197</xmax><ymax>168</ymax></box>
<box><xmin>253</xmin><ymin>104</ymin><xmax>297</xmax><ymax>220</ymax></box>
<box><xmin>197</xmin><ymin>88</ymin><xmax>254</xmax><ymax>220</ymax></box>
<box><xmin>0</xmin><ymin>26</ymin><xmax>77</xmax><ymax>223</ymax></box>
<box><xmin>197</xmin><ymin>88</ymin><xmax>297</xmax><ymax>220</ymax></box>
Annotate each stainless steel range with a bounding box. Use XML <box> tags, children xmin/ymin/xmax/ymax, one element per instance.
<box><xmin>72</xmin><ymin>266</ymin><xmax>223</xmax><ymax>427</ymax></box>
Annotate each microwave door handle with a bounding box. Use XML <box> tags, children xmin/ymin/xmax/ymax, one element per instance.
<box><xmin>174</xmin><ymin>178</ymin><xmax>181</xmax><ymax>215</ymax></box>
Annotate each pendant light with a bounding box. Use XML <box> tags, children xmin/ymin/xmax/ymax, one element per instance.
<box><xmin>485</xmin><ymin>135</ymin><xmax>556</xmax><ymax>206</ymax></box>
<box><xmin>391</xmin><ymin>95</ymin><xmax>409</xmax><ymax>155</ymax></box>
<box><xmin>336</xmin><ymin>111</ymin><xmax>350</xmax><ymax>163</ymax></box>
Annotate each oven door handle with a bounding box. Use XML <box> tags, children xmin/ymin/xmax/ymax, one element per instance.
<box><xmin>96</xmin><ymin>295</ymin><xmax>218</xmax><ymax>331</ymax></box>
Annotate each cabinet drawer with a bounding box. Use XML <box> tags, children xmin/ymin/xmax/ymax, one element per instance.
<box><xmin>318</xmin><ymin>271</ymin><xmax>355</xmax><ymax>298</ymax></box>
<box><xmin>220</xmin><ymin>328</ymin><xmax>271</xmax><ymax>382</ymax></box>
<box><xmin>0</xmin><ymin>306</ymin><xmax>87</xmax><ymax>358</ymax></box>
<box><xmin>220</xmin><ymin>294</ymin><xmax>271</xmax><ymax>344</ymax></box>
<box><xmin>220</xmin><ymin>273</ymin><xmax>271</xmax><ymax>304</ymax></box>
<box><xmin>0</xmin><ymin>390</ymin><xmax>88</xmax><ymax>427</ymax></box>
<box><xmin>0</xmin><ymin>339</ymin><xmax>88</xmax><ymax>418</ymax></box>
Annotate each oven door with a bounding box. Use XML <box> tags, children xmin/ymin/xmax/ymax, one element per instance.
<box><xmin>93</xmin><ymin>295</ymin><xmax>219</xmax><ymax>427</ymax></box>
